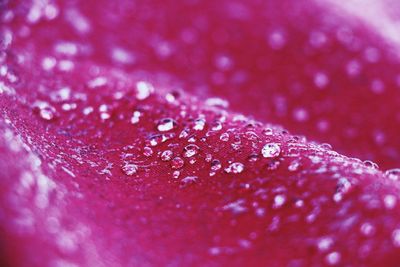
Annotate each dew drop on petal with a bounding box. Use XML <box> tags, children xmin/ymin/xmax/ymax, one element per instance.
<box><xmin>385</xmin><ymin>169</ymin><xmax>400</xmax><ymax>181</ymax></box>
<box><xmin>193</xmin><ymin>118</ymin><xmax>206</xmax><ymax>131</ymax></box>
<box><xmin>161</xmin><ymin>150</ymin><xmax>173</xmax><ymax>161</ymax></box>
<box><xmin>261</xmin><ymin>143</ymin><xmax>281</xmax><ymax>158</ymax></box>
<box><xmin>224</xmin><ymin>162</ymin><xmax>244</xmax><ymax>174</ymax></box>
<box><xmin>157</xmin><ymin>118</ymin><xmax>177</xmax><ymax>132</ymax></box>
<box><xmin>171</xmin><ymin>157</ymin><xmax>184</xmax><ymax>169</ymax></box>
<box><xmin>325</xmin><ymin>251</ymin><xmax>341</xmax><ymax>266</ymax></box>
<box><xmin>384</xmin><ymin>194</ymin><xmax>397</xmax><ymax>209</ymax></box>
<box><xmin>136</xmin><ymin>81</ymin><xmax>154</xmax><ymax>100</ymax></box>
<box><xmin>172</xmin><ymin>170</ymin><xmax>180</xmax><ymax>179</ymax></box>
<box><xmin>220</xmin><ymin>132</ymin><xmax>230</xmax><ymax>142</ymax></box>
<box><xmin>122</xmin><ymin>163</ymin><xmax>138</xmax><ymax>176</ymax></box>
<box><xmin>143</xmin><ymin>146</ymin><xmax>153</xmax><ymax>157</ymax></box>
<box><xmin>181</xmin><ymin>175</ymin><xmax>198</xmax><ymax>185</ymax></box>
<box><xmin>273</xmin><ymin>194</ymin><xmax>286</xmax><ymax>208</ymax></box>
<box><xmin>183</xmin><ymin>144</ymin><xmax>200</xmax><ymax>158</ymax></box>
<box><xmin>392</xmin><ymin>229</ymin><xmax>400</xmax><ymax>247</ymax></box>
<box><xmin>317</xmin><ymin>237</ymin><xmax>333</xmax><ymax>252</ymax></box>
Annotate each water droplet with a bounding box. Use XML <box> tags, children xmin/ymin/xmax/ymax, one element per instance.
<box><xmin>214</xmin><ymin>54</ymin><xmax>233</xmax><ymax>71</ymax></box>
<box><xmin>224</xmin><ymin>162</ymin><xmax>244</xmax><ymax>174</ymax></box>
<box><xmin>211</xmin><ymin>159</ymin><xmax>222</xmax><ymax>171</ymax></box>
<box><xmin>385</xmin><ymin>169</ymin><xmax>400</xmax><ymax>181</ymax></box>
<box><xmin>317</xmin><ymin>237</ymin><xmax>333</xmax><ymax>252</ymax></box>
<box><xmin>247</xmin><ymin>154</ymin><xmax>259</xmax><ymax>162</ymax></box>
<box><xmin>222</xmin><ymin>199</ymin><xmax>247</xmax><ymax>214</ymax></box>
<box><xmin>268</xmin><ymin>29</ymin><xmax>286</xmax><ymax>50</ymax></box>
<box><xmin>130</xmin><ymin>111</ymin><xmax>141</xmax><ymax>124</ymax></box>
<box><xmin>193</xmin><ymin>118</ymin><xmax>206</xmax><ymax>131</ymax></box>
<box><xmin>392</xmin><ymin>229</ymin><xmax>400</xmax><ymax>247</ymax></box>
<box><xmin>34</xmin><ymin>101</ymin><xmax>57</xmax><ymax>121</ymax></box>
<box><xmin>333</xmin><ymin>177</ymin><xmax>352</xmax><ymax>202</ymax></box>
<box><xmin>243</xmin><ymin>131</ymin><xmax>258</xmax><ymax>141</ymax></box>
<box><xmin>171</xmin><ymin>157</ymin><xmax>184</xmax><ymax>169</ymax></box>
<box><xmin>205</xmin><ymin>97</ymin><xmax>229</xmax><ymax>108</ymax></box>
<box><xmin>360</xmin><ymin>222</ymin><xmax>375</xmax><ymax>237</ymax></box>
<box><xmin>40</xmin><ymin>107</ymin><xmax>55</xmax><ymax>120</ymax></box>
<box><xmin>157</xmin><ymin>118</ymin><xmax>177</xmax><ymax>132</ymax></box>
<box><xmin>87</xmin><ymin>76</ymin><xmax>107</xmax><ymax>88</ymax></box>
<box><xmin>181</xmin><ymin>175</ymin><xmax>198</xmax><ymax>185</ymax></box>
<box><xmin>220</xmin><ymin>132</ymin><xmax>229</xmax><ymax>142</ymax></box>
<box><xmin>384</xmin><ymin>195</ymin><xmax>396</xmax><ymax>209</ymax></box>
<box><xmin>265</xmin><ymin>159</ymin><xmax>280</xmax><ymax>171</ymax></box>
<box><xmin>273</xmin><ymin>194</ymin><xmax>286</xmax><ymax>208</ymax></box>
<box><xmin>136</xmin><ymin>81</ymin><xmax>154</xmax><ymax>100</ymax></box>
<box><xmin>293</xmin><ymin>107</ymin><xmax>309</xmax><ymax>122</ymax></box>
<box><xmin>314</xmin><ymin>72</ymin><xmax>329</xmax><ymax>89</ymax></box>
<box><xmin>143</xmin><ymin>147</ymin><xmax>153</xmax><ymax>157</ymax></box>
<box><xmin>325</xmin><ymin>251</ymin><xmax>341</xmax><ymax>265</ymax></box>
<box><xmin>122</xmin><ymin>163</ymin><xmax>138</xmax><ymax>176</ymax></box>
<box><xmin>161</xmin><ymin>150</ymin><xmax>173</xmax><ymax>161</ymax></box>
<box><xmin>148</xmin><ymin>134</ymin><xmax>171</xmax><ymax>146</ymax></box>
<box><xmin>261</xmin><ymin>143</ymin><xmax>281</xmax><ymax>158</ymax></box>
<box><xmin>288</xmin><ymin>160</ymin><xmax>300</xmax><ymax>171</ymax></box>
<box><xmin>172</xmin><ymin>170</ymin><xmax>180</xmax><ymax>179</ymax></box>
<box><xmin>183</xmin><ymin>144</ymin><xmax>200</xmax><ymax>158</ymax></box>
<box><xmin>371</xmin><ymin>79</ymin><xmax>385</xmax><ymax>94</ymax></box>
<box><xmin>363</xmin><ymin>160</ymin><xmax>378</xmax><ymax>169</ymax></box>
<box><xmin>262</xmin><ymin>128</ymin><xmax>273</xmax><ymax>136</ymax></box>
<box><xmin>210</xmin><ymin>121</ymin><xmax>223</xmax><ymax>131</ymax></box>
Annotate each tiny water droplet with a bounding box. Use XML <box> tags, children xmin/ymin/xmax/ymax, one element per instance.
<box><xmin>247</xmin><ymin>154</ymin><xmax>259</xmax><ymax>162</ymax></box>
<box><xmin>172</xmin><ymin>170</ymin><xmax>181</xmax><ymax>179</ymax></box>
<box><xmin>244</xmin><ymin>131</ymin><xmax>258</xmax><ymax>141</ymax></box>
<box><xmin>193</xmin><ymin>118</ymin><xmax>206</xmax><ymax>131</ymax></box>
<box><xmin>273</xmin><ymin>194</ymin><xmax>286</xmax><ymax>208</ymax></box>
<box><xmin>265</xmin><ymin>159</ymin><xmax>280</xmax><ymax>171</ymax></box>
<box><xmin>325</xmin><ymin>251</ymin><xmax>341</xmax><ymax>266</ymax></box>
<box><xmin>181</xmin><ymin>175</ymin><xmax>198</xmax><ymax>185</ymax></box>
<box><xmin>122</xmin><ymin>163</ymin><xmax>138</xmax><ymax>176</ymax></box>
<box><xmin>224</xmin><ymin>162</ymin><xmax>244</xmax><ymax>174</ymax></box>
<box><xmin>136</xmin><ymin>81</ymin><xmax>153</xmax><ymax>100</ymax></box>
<box><xmin>288</xmin><ymin>160</ymin><xmax>301</xmax><ymax>172</ymax></box>
<box><xmin>161</xmin><ymin>150</ymin><xmax>173</xmax><ymax>161</ymax></box>
<box><xmin>157</xmin><ymin>118</ymin><xmax>177</xmax><ymax>132</ymax></box>
<box><xmin>211</xmin><ymin>121</ymin><xmax>223</xmax><ymax>131</ymax></box>
<box><xmin>384</xmin><ymin>194</ymin><xmax>397</xmax><ymax>209</ymax></box>
<box><xmin>262</xmin><ymin>128</ymin><xmax>273</xmax><ymax>136</ymax></box>
<box><xmin>40</xmin><ymin>108</ymin><xmax>55</xmax><ymax>120</ymax></box>
<box><xmin>262</xmin><ymin>143</ymin><xmax>281</xmax><ymax>158</ymax></box>
<box><xmin>130</xmin><ymin>111</ymin><xmax>141</xmax><ymax>124</ymax></box>
<box><xmin>143</xmin><ymin>146</ymin><xmax>153</xmax><ymax>157</ymax></box>
<box><xmin>183</xmin><ymin>144</ymin><xmax>200</xmax><ymax>158</ymax></box>
<box><xmin>220</xmin><ymin>132</ymin><xmax>229</xmax><ymax>142</ymax></box>
<box><xmin>171</xmin><ymin>157</ymin><xmax>184</xmax><ymax>169</ymax></box>
<box><xmin>385</xmin><ymin>169</ymin><xmax>400</xmax><ymax>181</ymax></box>
<box><xmin>211</xmin><ymin>159</ymin><xmax>222</xmax><ymax>171</ymax></box>
<box><xmin>34</xmin><ymin>101</ymin><xmax>57</xmax><ymax>121</ymax></box>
